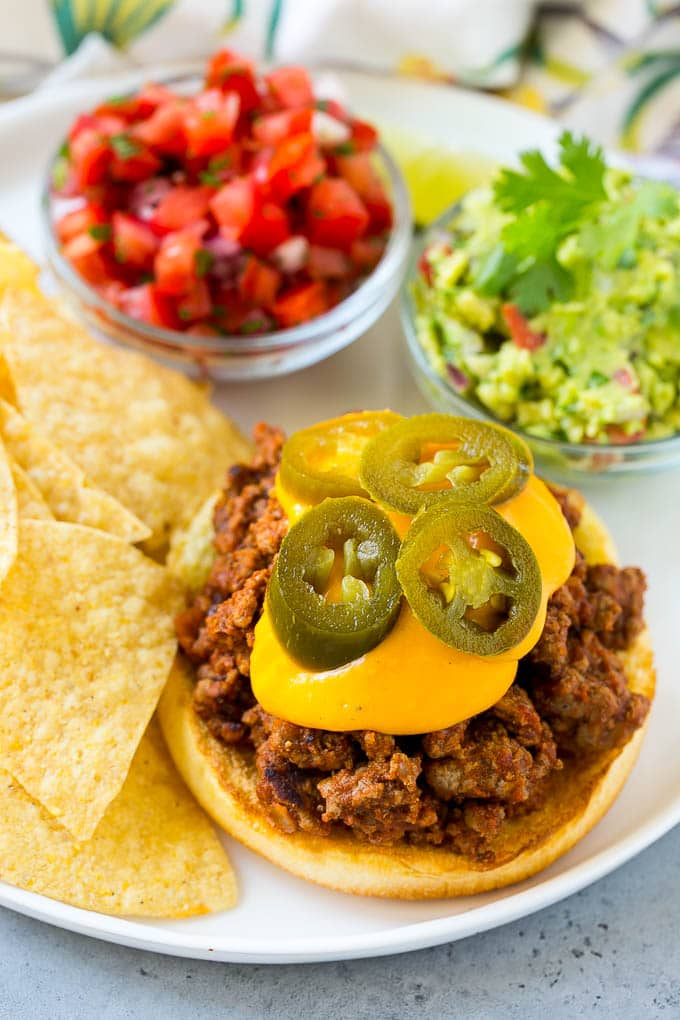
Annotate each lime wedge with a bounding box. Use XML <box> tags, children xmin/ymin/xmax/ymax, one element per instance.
<box><xmin>379</xmin><ymin>124</ymin><xmax>497</xmax><ymax>226</ymax></box>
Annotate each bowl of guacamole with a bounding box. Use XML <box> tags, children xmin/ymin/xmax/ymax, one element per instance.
<box><xmin>403</xmin><ymin>132</ymin><xmax>680</xmax><ymax>474</ymax></box>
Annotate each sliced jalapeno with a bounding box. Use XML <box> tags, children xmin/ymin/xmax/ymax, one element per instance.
<box><xmin>396</xmin><ymin>502</ymin><xmax>541</xmax><ymax>655</ymax></box>
<box><xmin>279</xmin><ymin>410</ymin><xmax>403</xmax><ymax>505</ymax></box>
<box><xmin>359</xmin><ymin>413</ymin><xmax>532</xmax><ymax>515</ymax></box>
<box><xmin>268</xmin><ymin>496</ymin><xmax>402</xmax><ymax>670</ymax></box>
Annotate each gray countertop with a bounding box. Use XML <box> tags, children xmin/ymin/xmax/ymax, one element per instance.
<box><xmin>1</xmin><ymin>825</ymin><xmax>678</xmax><ymax>1019</ymax></box>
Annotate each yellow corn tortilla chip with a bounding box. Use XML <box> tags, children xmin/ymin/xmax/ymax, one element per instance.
<box><xmin>6</xmin><ymin>452</ymin><xmax>53</xmax><ymax>520</ymax></box>
<box><xmin>166</xmin><ymin>489</ymin><xmax>220</xmax><ymax>593</ymax></box>
<box><xmin>0</xmin><ymin>398</ymin><xmax>149</xmax><ymax>542</ymax></box>
<box><xmin>0</xmin><ymin>286</ymin><xmax>251</xmax><ymax>555</ymax></box>
<box><xmin>0</xmin><ymin>519</ymin><xmax>182</xmax><ymax>840</ymax></box>
<box><xmin>0</xmin><ymin>716</ymin><xmax>236</xmax><ymax>917</ymax></box>
<box><xmin>0</xmin><ymin>236</ymin><xmax>40</xmax><ymax>300</ymax></box>
<box><xmin>0</xmin><ymin>438</ymin><xmax>17</xmax><ymax>585</ymax></box>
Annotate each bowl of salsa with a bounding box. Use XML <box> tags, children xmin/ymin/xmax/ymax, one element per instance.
<box><xmin>43</xmin><ymin>50</ymin><xmax>411</xmax><ymax>380</ymax></box>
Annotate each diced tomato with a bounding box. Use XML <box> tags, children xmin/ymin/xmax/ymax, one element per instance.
<box><xmin>118</xmin><ymin>282</ymin><xmax>180</xmax><ymax>329</ymax></box>
<box><xmin>349</xmin><ymin>235</ymin><xmax>386</xmax><ymax>271</ymax></box>
<box><xmin>267</xmin><ymin>132</ymin><xmax>325</xmax><ymax>201</ymax></box>
<box><xmin>133</xmin><ymin>100</ymin><xmax>187</xmax><ymax>156</ymax></box>
<box><xmin>110</xmin><ymin>142</ymin><xmax>161</xmax><ymax>183</ymax></box>
<box><xmin>501</xmin><ymin>303</ymin><xmax>546</xmax><ymax>351</ymax></box>
<box><xmin>265</xmin><ymin>67</ymin><xmax>315</xmax><ymax>109</ymax></box>
<box><xmin>272</xmin><ymin>281</ymin><xmax>328</xmax><ymax>327</ymax></box>
<box><xmin>56</xmin><ymin>204</ymin><xmax>108</xmax><ymax>244</ymax></box>
<box><xmin>154</xmin><ymin>226</ymin><xmax>205</xmax><ymax>295</ymax></box>
<box><xmin>210</xmin><ymin>177</ymin><xmax>256</xmax><ymax>240</ymax></box>
<box><xmin>306</xmin><ymin>178</ymin><xmax>369</xmax><ymax>249</ymax></box>
<box><xmin>335</xmin><ymin>153</ymin><xmax>392</xmax><ymax>230</ymax></box>
<box><xmin>605</xmin><ymin>425</ymin><xmax>646</xmax><ymax>445</ymax></box>
<box><xmin>68</xmin><ymin>113</ymin><xmax>97</xmax><ymax>141</ymax></box>
<box><xmin>151</xmin><ymin>185</ymin><xmax>213</xmax><ymax>231</ymax></box>
<box><xmin>239</xmin><ymin>256</ymin><xmax>282</xmax><ymax>307</ymax></box>
<box><xmin>347</xmin><ymin>118</ymin><xmax>378</xmax><ymax>153</ymax></box>
<box><xmin>62</xmin><ymin>232</ymin><xmax>113</xmax><ymax>285</ymax></box>
<box><xmin>184</xmin><ymin>88</ymin><xmax>240</xmax><ymax>158</ymax></box>
<box><xmin>241</xmin><ymin>202</ymin><xmax>290</xmax><ymax>256</ymax></box>
<box><xmin>307</xmin><ymin>245</ymin><xmax>353</xmax><ymax>280</ymax></box>
<box><xmin>252</xmin><ymin>108</ymin><xmax>312</xmax><ymax>146</ymax></box>
<box><xmin>70</xmin><ymin>128</ymin><xmax>111</xmax><ymax>188</ymax></box>
<box><xmin>111</xmin><ymin>212</ymin><xmax>159</xmax><ymax>269</ymax></box>
<box><xmin>205</xmin><ymin>50</ymin><xmax>260</xmax><ymax>113</ymax></box>
<box><xmin>316</xmin><ymin>98</ymin><xmax>349</xmax><ymax>121</ymax></box>
<box><xmin>96</xmin><ymin>84</ymin><xmax>177</xmax><ymax>122</ymax></box>
<box><xmin>176</xmin><ymin>278</ymin><xmax>212</xmax><ymax>322</ymax></box>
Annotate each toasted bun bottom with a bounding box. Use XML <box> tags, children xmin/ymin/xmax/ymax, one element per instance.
<box><xmin>159</xmin><ymin>499</ymin><xmax>655</xmax><ymax>899</ymax></box>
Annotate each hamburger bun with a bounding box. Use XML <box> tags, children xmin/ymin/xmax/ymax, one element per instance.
<box><xmin>159</xmin><ymin>495</ymin><xmax>655</xmax><ymax>899</ymax></box>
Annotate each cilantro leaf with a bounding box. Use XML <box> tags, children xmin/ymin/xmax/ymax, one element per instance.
<box><xmin>494</xmin><ymin>131</ymin><xmax>606</xmax><ymax>218</ymax></box>
<box><xmin>507</xmin><ymin>258</ymin><xmax>574</xmax><ymax>317</ymax></box>
<box><xmin>110</xmin><ymin>133</ymin><xmax>141</xmax><ymax>160</ymax></box>
<box><xmin>489</xmin><ymin>132</ymin><xmax>608</xmax><ymax>313</ymax></box>
<box><xmin>472</xmin><ymin>244</ymin><xmax>518</xmax><ymax>295</ymax></box>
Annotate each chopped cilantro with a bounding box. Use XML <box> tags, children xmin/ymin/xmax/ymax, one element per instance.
<box><xmin>488</xmin><ymin>132</ymin><xmax>608</xmax><ymax>314</ymax></box>
<box><xmin>194</xmin><ymin>248</ymin><xmax>214</xmax><ymax>277</ymax></box>
<box><xmin>88</xmin><ymin>223</ymin><xmax>112</xmax><ymax>242</ymax></box>
<box><xmin>199</xmin><ymin>154</ymin><xmax>232</xmax><ymax>186</ymax></box>
<box><xmin>51</xmin><ymin>157</ymin><xmax>69</xmax><ymax>192</ymax></box>
<box><xmin>110</xmin><ymin>134</ymin><xmax>141</xmax><ymax>160</ymax></box>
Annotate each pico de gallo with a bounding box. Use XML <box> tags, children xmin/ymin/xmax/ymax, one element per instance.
<box><xmin>52</xmin><ymin>50</ymin><xmax>393</xmax><ymax>335</ymax></box>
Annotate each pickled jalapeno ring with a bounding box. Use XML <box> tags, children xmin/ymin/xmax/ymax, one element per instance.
<box><xmin>396</xmin><ymin>502</ymin><xmax>541</xmax><ymax>656</ymax></box>
<box><xmin>268</xmin><ymin>496</ymin><xmax>402</xmax><ymax>670</ymax></box>
<box><xmin>279</xmin><ymin>410</ymin><xmax>403</xmax><ymax>505</ymax></box>
<box><xmin>359</xmin><ymin>413</ymin><xmax>532</xmax><ymax>515</ymax></box>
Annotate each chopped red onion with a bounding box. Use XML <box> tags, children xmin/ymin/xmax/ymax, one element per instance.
<box><xmin>311</xmin><ymin>110</ymin><xmax>351</xmax><ymax>147</ymax></box>
<box><xmin>447</xmin><ymin>364</ymin><xmax>470</xmax><ymax>391</ymax></box>
<box><xmin>129</xmin><ymin>177</ymin><xmax>172</xmax><ymax>221</ymax></box>
<box><xmin>203</xmin><ymin>235</ymin><xmax>244</xmax><ymax>282</ymax></box>
<box><xmin>272</xmin><ymin>235</ymin><xmax>309</xmax><ymax>274</ymax></box>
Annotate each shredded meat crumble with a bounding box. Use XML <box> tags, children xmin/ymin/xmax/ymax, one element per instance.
<box><xmin>176</xmin><ymin>425</ymin><xmax>650</xmax><ymax>862</ymax></box>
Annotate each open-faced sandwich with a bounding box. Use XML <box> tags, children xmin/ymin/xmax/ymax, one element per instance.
<box><xmin>160</xmin><ymin>411</ymin><xmax>654</xmax><ymax>898</ymax></box>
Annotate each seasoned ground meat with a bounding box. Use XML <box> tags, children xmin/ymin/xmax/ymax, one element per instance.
<box><xmin>177</xmin><ymin>427</ymin><xmax>651</xmax><ymax>862</ymax></box>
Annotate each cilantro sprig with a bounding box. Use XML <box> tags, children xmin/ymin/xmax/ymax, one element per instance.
<box><xmin>479</xmin><ymin>132</ymin><xmax>608</xmax><ymax>315</ymax></box>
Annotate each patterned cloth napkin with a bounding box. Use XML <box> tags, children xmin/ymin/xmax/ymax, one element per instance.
<box><xmin>2</xmin><ymin>0</ymin><xmax>679</xmax><ymax>156</ymax></box>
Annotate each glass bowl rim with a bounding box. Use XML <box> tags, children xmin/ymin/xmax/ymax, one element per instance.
<box><xmin>41</xmin><ymin>75</ymin><xmax>413</xmax><ymax>357</ymax></box>
<box><xmin>401</xmin><ymin>197</ymin><xmax>680</xmax><ymax>460</ymax></box>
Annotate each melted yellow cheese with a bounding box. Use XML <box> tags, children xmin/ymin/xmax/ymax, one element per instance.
<box><xmin>251</xmin><ymin>603</ymin><xmax>518</xmax><ymax>734</ymax></box>
<box><xmin>257</xmin><ymin>465</ymin><xmax>575</xmax><ymax>734</ymax></box>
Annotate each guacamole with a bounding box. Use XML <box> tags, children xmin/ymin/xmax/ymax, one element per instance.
<box><xmin>413</xmin><ymin>136</ymin><xmax>680</xmax><ymax>445</ymax></box>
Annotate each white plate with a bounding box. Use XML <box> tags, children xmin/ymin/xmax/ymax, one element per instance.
<box><xmin>0</xmin><ymin>70</ymin><xmax>678</xmax><ymax>965</ymax></box>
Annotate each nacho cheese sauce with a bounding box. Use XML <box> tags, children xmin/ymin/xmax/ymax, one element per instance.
<box><xmin>250</xmin><ymin>469</ymin><xmax>574</xmax><ymax>734</ymax></box>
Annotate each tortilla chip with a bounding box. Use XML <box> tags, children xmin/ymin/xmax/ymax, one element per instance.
<box><xmin>6</xmin><ymin>453</ymin><xmax>53</xmax><ymax>520</ymax></box>
<box><xmin>0</xmin><ymin>287</ymin><xmax>251</xmax><ymax>555</ymax></box>
<box><xmin>0</xmin><ymin>399</ymin><xmax>149</xmax><ymax>543</ymax></box>
<box><xmin>0</xmin><ymin>237</ymin><xmax>40</xmax><ymax>300</ymax></box>
<box><xmin>0</xmin><ymin>439</ymin><xmax>17</xmax><ymax>585</ymax></box>
<box><xmin>166</xmin><ymin>490</ymin><xmax>219</xmax><ymax>592</ymax></box>
<box><xmin>0</xmin><ymin>519</ymin><xmax>182</xmax><ymax>840</ymax></box>
<box><xmin>0</xmin><ymin>716</ymin><xmax>236</xmax><ymax>917</ymax></box>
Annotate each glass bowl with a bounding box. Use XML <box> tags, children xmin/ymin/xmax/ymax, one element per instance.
<box><xmin>41</xmin><ymin>92</ymin><xmax>412</xmax><ymax>381</ymax></box>
<box><xmin>401</xmin><ymin>204</ymin><xmax>680</xmax><ymax>479</ymax></box>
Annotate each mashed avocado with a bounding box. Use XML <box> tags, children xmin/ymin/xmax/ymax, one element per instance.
<box><xmin>413</xmin><ymin>135</ymin><xmax>680</xmax><ymax>444</ymax></box>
